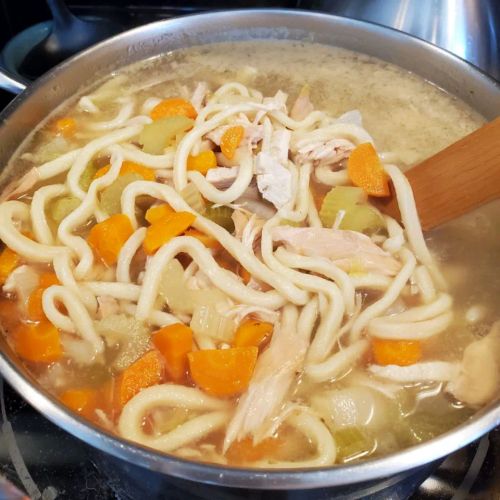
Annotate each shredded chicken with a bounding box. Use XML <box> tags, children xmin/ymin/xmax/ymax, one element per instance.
<box><xmin>447</xmin><ymin>322</ymin><xmax>500</xmax><ymax>406</ymax></box>
<box><xmin>205</xmin><ymin>167</ymin><xmax>239</xmax><ymax>189</ymax></box>
<box><xmin>294</xmin><ymin>138</ymin><xmax>354</xmax><ymax>167</ymax></box>
<box><xmin>369</xmin><ymin>361</ymin><xmax>460</xmax><ymax>383</ymax></box>
<box><xmin>96</xmin><ymin>295</ymin><xmax>120</xmax><ymax>319</ymax></box>
<box><xmin>1</xmin><ymin>167</ymin><xmax>40</xmax><ymax>201</ymax></box>
<box><xmin>224</xmin><ymin>306</ymin><xmax>304</xmax><ymax>450</ymax></box>
<box><xmin>272</xmin><ymin>226</ymin><xmax>401</xmax><ymax>276</ymax></box>
<box><xmin>290</xmin><ymin>85</ymin><xmax>314</xmax><ymax>121</ymax></box>
<box><xmin>190</xmin><ymin>81</ymin><xmax>208</xmax><ymax>112</ymax></box>
<box><xmin>255</xmin><ymin>151</ymin><xmax>292</xmax><ymax>209</ymax></box>
<box><xmin>3</xmin><ymin>265</ymin><xmax>40</xmax><ymax>308</ymax></box>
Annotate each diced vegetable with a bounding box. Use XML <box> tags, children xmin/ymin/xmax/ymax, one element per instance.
<box><xmin>99</xmin><ymin>172</ymin><xmax>142</xmax><ymax>215</ymax></box>
<box><xmin>149</xmin><ymin>98</ymin><xmax>197</xmax><ymax>121</ymax></box>
<box><xmin>13</xmin><ymin>319</ymin><xmax>62</xmax><ymax>363</ymax></box>
<box><xmin>95</xmin><ymin>313</ymin><xmax>151</xmax><ymax>371</ymax></box>
<box><xmin>190</xmin><ymin>293</ymin><xmax>236</xmax><ymax>344</ymax></box>
<box><xmin>371</xmin><ymin>338</ymin><xmax>422</xmax><ymax>366</ymax></box>
<box><xmin>204</xmin><ymin>205</ymin><xmax>234</xmax><ymax>232</ymax></box>
<box><xmin>60</xmin><ymin>388</ymin><xmax>97</xmax><ymax>418</ymax></box>
<box><xmin>187</xmin><ymin>150</ymin><xmax>217</xmax><ymax>174</ymax></box>
<box><xmin>114</xmin><ymin>350</ymin><xmax>163</xmax><ymax>408</ymax></box>
<box><xmin>143</xmin><ymin>211</ymin><xmax>196</xmax><ymax>255</ymax></box>
<box><xmin>347</xmin><ymin>143</ymin><xmax>390</xmax><ymax>197</ymax></box>
<box><xmin>145</xmin><ymin>203</ymin><xmax>175</xmax><ymax>224</ymax></box>
<box><xmin>237</xmin><ymin>265</ymin><xmax>251</xmax><ymax>285</ymax></box>
<box><xmin>333</xmin><ymin>427</ymin><xmax>375</xmax><ymax>462</ymax></box>
<box><xmin>225</xmin><ymin>436</ymin><xmax>283</xmax><ymax>464</ymax></box>
<box><xmin>234</xmin><ymin>319</ymin><xmax>273</xmax><ymax>348</ymax></box>
<box><xmin>183</xmin><ymin>228</ymin><xmax>221</xmax><ymax>249</ymax></box>
<box><xmin>87</xmin><ymin>214</ymin><xmax>134</xmax><ymax>265</ymax></box>
<box><xmin>0</xmin><ymin>247</ymin><xmax>20</xmax><ymax>285</ymax></box>
<box><xmin>79</xmin><ymin>162</ymin><xmax>100</xmax><ymax>191</ymax></box>
<box><xmin>50</xmin><ymin>196</ymin><xmax>81</xmax><ymax>223</ymax></box>
<box><xmin>139</xmin><ymin>115</ymin><xmax>194</xmax><ymax>154</ymax></box>
<box><xmin>152</xmin><ymin>323</ymin><xmax>193</xmax><ymax>382</ymax></box>
<box><xmin>180</xmin><ymin>182</ymin><xmax>206</xmax><ymax>213</ymax></box>
<box><xmin>94</xmin><ymin>161</ymin><xmax>155</xmax><ymax>181</ymax></box>
<box><xmin>188</xmin><ymin>346</ymin><xmax>258</xmax><ymax>397</ymax></box>
<box><xmin>53</xmin><ymin>117</ymin><xmax>76</xmax><ymax>138</ymax></box>
<box><xmin>220</xmin><ymin>126</ymin><xmax>244</xmax><ymax>160</ymax></box>
<box><xmin>27</xmin><ymin>272</ymin><xmax>60</xmax><ymax>321</ymax></box>
<box><xmin>158</xmin><ymin>259</ymin><xmax>194</xmax><ymax>314</ymax></box>
<box><xmin>319</xmin><ymin>186</ymin><xmax>384</xmax><ymax>233</ymax></box>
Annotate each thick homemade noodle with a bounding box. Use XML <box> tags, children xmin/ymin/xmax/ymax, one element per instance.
<box><xmin>0</xmin><ymin>41</ymin><xmax>498</xmax><ymax>468</ymax></box>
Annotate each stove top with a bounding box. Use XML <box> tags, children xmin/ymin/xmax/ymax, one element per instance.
<box><xmin>0</xmin><ymin>2</ymin><xmax>498</xmax><ymax>499</ymax></box>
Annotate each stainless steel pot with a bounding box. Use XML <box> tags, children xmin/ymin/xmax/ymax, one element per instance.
<box><xmin>0</xmin><ymin>9</ymin><xmax>499</xmax><ymax>491</ymax></box>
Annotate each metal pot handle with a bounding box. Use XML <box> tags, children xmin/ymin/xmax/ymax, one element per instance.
<box><xmin>0</xmin><ymin>67</ymin><xmax>28</xmax><ymax>94</ymax></box>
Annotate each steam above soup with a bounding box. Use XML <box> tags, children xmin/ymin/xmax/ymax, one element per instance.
<box><xmin>0</xmin><ymin>41</ymin><xmax>498</xmax><ymax>468</ymax></box>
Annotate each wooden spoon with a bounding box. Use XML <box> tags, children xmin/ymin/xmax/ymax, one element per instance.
<box><xmin>374</xmin><ymin>116</ymin><xmax>500</xmax><ymax>230</ymax></box>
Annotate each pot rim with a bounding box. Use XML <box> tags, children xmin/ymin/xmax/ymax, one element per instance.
<box><xmin>0</xmin><ymin>8</ymin><xmax>499</xmax><ymax>490</ymax></box>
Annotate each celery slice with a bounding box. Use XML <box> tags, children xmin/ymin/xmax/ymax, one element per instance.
<box><xmin>79</xmin><ymin>162</ymin><xmax>100</xmax><ymax>191</ymax></box>
<box><xmin>204</xmin><ymin>205</ymin><xmax>234</xmax><ymax>232</ymax></box>
<box><xmin>333</xmin><ymin>427</ymin><xmax>375</xmax><ymax>462</ymax></box>
<box><xmin>99</xmin><ymin>173</ymin><xmax>142</xmax><ymax>215</ymax></box>
<box><xmin>139</xmin><ymin>116</ymin><xmax>193</xmax><ymax>154</ymax></box>
<box><xmin>181</xmin><ymin>182</ymin><xmax>206</xmax><ymax>214</ymax></box>
<box><xmin>340</xmin><ymin>205</ymin><xmax>384</xmax><ymax>233</ymax></box>
<box><xmin>50</xmin><ymin>196</ymin><xmax>81</xmax><ymax>223</ymax></box>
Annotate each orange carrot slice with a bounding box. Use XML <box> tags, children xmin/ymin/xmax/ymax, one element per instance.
<box><xmin>220</xmin><ymin>126</ymin><xmax>244</xmax><ymax>160</ymax></box>
<box><xmin>54</xmin><ymin>117</ymin><xmax>76</xmax><ymax>138</ymax></box>
<box><xmin>87</xmin><ymin>214</ymin><xmax>134</xmax><ymax>265</ymax></box>
<box><xmin>152</xmin><ymin>323</ymin><xmax>193</xmax><ymax>382</ymax></box>
<box><xmin>27</xmin><ymin>272</ymin><xmax>60</xmax><ymax>321</ymax></box>
<box><xmin>143</xmin><ymin>211</ymin><xmax>196</xmax><ymax>255</ymax></box>
<box><xmin>226</xmin><ymin>436</ymin><xmax>283</xmax><ymax>464</ymax></box>
<box><xmin>0</xmin><ymin>247</ymin><xmax>20</xmax><ymax>285</ymax></box>
<box><xmin>60</xmin><ymin>388</ymin><xmax>97</xmax><ymax>417</ymax></box>
<box><xmin>13</xmin><ymin>320</ymin><xmax>62</xmax><ymax>363</ymax></box>
<box><xmin>94</xmin><ymin>161</ymin><xmax>155</xmax><ymax>181</ymax></box>
<box><xmin>347</xmin><ymin>143</ymin><xmax>390</xmax><ymax>197</ymax></box>
<box><xmin>234</xmin><ymin>319</ymin><xmax>273</xmax><ymax>348</ymax></box>
<box><xmin>150</xmin><ymin>98</ymin><xmax>197</xmax><ymax>121</ymax></box>
<box><xmin>372</xmin><ymin>338</ymin><xmax>422</xmax><ymax>366</ymax></box>
<box><xmin>115</xmin><ymin>350</ymin><xmax>163</xmax><ymax>408</ymax></box>
<box><xmin>145</xmin><ymin>203</ymin><xmax>175</xmax><ymax>224</ymax></box>
<box><xmin>187</xmin><ymin>150</ymin><xmax>217</xmax><ymax>174</ymax></box>
<box><xmin>183</xmin><ymin>228</ymin><xmax>221</xmax><ymax>250</ymax></box>
<box><xmin>188</xmin><ymin>346</ymin><xmax>258</xmax><ymax>397</ymax></box>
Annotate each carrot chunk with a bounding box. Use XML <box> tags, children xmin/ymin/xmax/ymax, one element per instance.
<box><xmin>87</xmin><ymin>214</ymin><xmax>134</xmax><ymax>265</ymax></box>
<box><xmin>60</xmin><ymin>388</ymin><xmax>97</xmax><ymax>418</ymax></box>
<box><xmin>145</xmin><ymin>203</ymin><xmax>175</xmax><ymax>224</ymax></box>
<box><xmin>188</xmin><ymin>346</ymin><xmax>258</xmax><ymax>397</ymax></box>
<box><xmin>54</xmin><ymin>117</ymin><xmax>76</xmax><ymax>138</ymax></box>
<box><xmin>220</xmin><ymin>126</ymin><xmax>244</xmax><ymax>160</ymax></box>
<box><xmin>226</xmin><ymin>436</ymin><xmax>283</xmax><ymax>464</ymax></box>
<box><xmin>152</xmin><ymin>323</ymin><xmax>193</xmax><ymax>382</ymax></box>
<box><xmin>234</xmin><ymin>319</ymin><xmax>273</xmax><ymax>348</ymax></box>
<box><xmin>347</xmin><ymin>143</ymin><xmax>390</xmax><ymax>197</ymax></box>
<box><xmin>27</xmin><ymin>272</ymin><xmax>60</xmax><ymax>321</ymax></box>
<box><xmin>184</xmin><ymin>228</ymin><xmax>221</xmax><ymax>250</ymax></box>
<box><xmin>150</xmin><ymin>98</ymin><xmax>197</xmax><ymax>121</ymax></box>
<box><xmin>143</xmin><ymin>211</ymin><xmax>196</xmax><ymax>255</ymax></box>
<box><xmin>115</xmin><ymin>350</ymin><xmax>163</xmax><ymax>407</ymax></box>
<box><xmin>94</xmin><ymin>161</ymin><xmax>155</xmax><ymax>181</ymax></box>
<box><xmin>237</xmin><ymin>265</ymin><xmax>252</xmax><ymax>285</ymax></box>
<box><xmin>13</xmin><ymin>320</ymin><xmax>62</xmax><ymax>363</ymax></box>
<box><xmin>372</xmin><ymin>338</ymin><xmax>422</xmax><ymax>366</ymax></box>
<box><xmin>187</xmin><ymin>150</ymin><xmax>217</xmax><ymax>174</ymax></box>
<box><xmin>0</xmin><ymin>247</ymin><xmax>20</xmax><ymax>285</ymax></box>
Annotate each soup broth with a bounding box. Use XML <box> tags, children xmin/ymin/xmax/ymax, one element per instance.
<box><xmin>0</xmin><ymin>41</ymin><xmax>498</xmax><ymax>468</ymax></box>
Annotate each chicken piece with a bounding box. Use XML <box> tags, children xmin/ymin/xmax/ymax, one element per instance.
<box><xmin>224</xmin><ymin>305</ymin><xmax>305</xmax><ymax>450</ymax></box>
<box><xmin>206</xmin><ymin>123</ymin><xmax>263</xmax><ymax>148</ymax></box>
<box><xmin>254</xmin><ymin>152</ymin><xmax>292</xmax><ymax>209</ymax></box>
<box><xmin>3</xmin><ymin>265</ymin><xmax>40</xmax><ymax>308</ymax></box>
<box><xmin>336</xmin><ymin>109</ymin><xmax>363</xmax><ymax>126</ymax></box>
<box><xmin>1</xmin><ymin>167</ymin><xmax>40</xmax><ymax>201</ymax></box>
<box><xmin>231</xmin><ymin>209</ymin><xmax>265</xmax><ymax>252</ymax></box>
<box><xmin>96</xmin><ymin>295</ymin><xmax>120</xmax><ymax>319</ymax></box>
<box><xmin>269</xmin><ymin>129</ymin><xmax>291</xmax><ymax>164</ymax></box>
<box><xmin>272</xmin><ymin>226</ymin><xmax>401</xmax><ymax>276</ymax></box>
<box><xmin>447</xmin><ymin>322</ymin><xmax>500</xmax><ymax>406</ymax></box>
<box><xmin>262</xmin><ymin>90</ymin><xmax>288</xmax><ymax>113</ymax></box>
<box><xmin>290</xmin><ymin>85</ymin><xmax>314</xmax><ymax>121</ymax></box>
<box><xmin>294</xmin><ymin>138</ymin><xmax>354</xmax><ymax>167</ymax></box>
<box><xmin>205</xmin><ymin>167</ymin><xmax>239</xmax><ymax>189</ymax></box>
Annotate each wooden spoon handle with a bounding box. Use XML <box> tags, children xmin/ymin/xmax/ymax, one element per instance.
<box><xmin>375</xmin><ymin>117</ymin><xmax>500</xmax><ymax>230</ymax></box>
